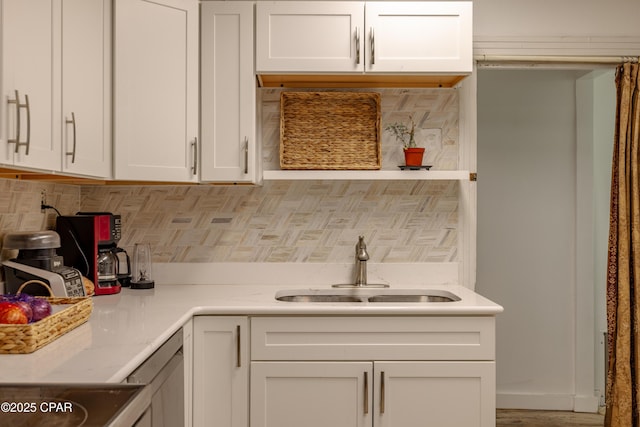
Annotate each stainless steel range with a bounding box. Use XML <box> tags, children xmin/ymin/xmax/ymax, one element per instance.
<box><xmin>0</xmin><ymin>384</ymin><xmax>147</xmax><ymax>426</ymax></box>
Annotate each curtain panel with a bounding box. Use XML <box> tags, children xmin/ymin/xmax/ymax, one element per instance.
<box><xmin>606</xmin><ymin>62</ymin><xmax>640</xmax><ymax>427</ymax></box>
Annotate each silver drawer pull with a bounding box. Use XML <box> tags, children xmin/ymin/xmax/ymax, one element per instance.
<box><xmin>236</xmin><ymin>325</ymin><xmax>241</xmax><ymax>367</ymax></box>
<box><xmin>364</xmin><ymin>371</ymin><xmax>369</xmax><ymax>414</ymax></box>
<box><xmin>380</xmin><ymin>371</ymin><xmax>385</xmax><ymax>414</ymax></box>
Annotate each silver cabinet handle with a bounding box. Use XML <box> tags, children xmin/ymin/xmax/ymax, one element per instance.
<box><xmin>7</xmin><ymin>90</ymin><xmax>30</xmax><ymax>154</ymax></box>
<box><xmin>364</xmin><ymin>371</ymin><xmax>369</xmax><ymax>414</ymax></box>
<box><xmin>236</xmin><ymin>324</ymin><xmax>241</xmax><ymax>368</ymax></box>
<box><xmin>7</xmin><ymin>90</ymin><xmax>20</xmax><ymax>151</ymax></box>
<box><xmin>65</xmin><ymin>112</ymin><xmax>77</xmax><ymax>163</ymax></box>
<box><xmin>380</xmin><ymin>371</ymin><xmax>385</xmax><ymax>414</ymax></box>
<box><xmin>7</xmin><ymin>90</ymin><xmax>21</xmax><ymax>152</ymax></box>
<box><xmin>370</xmin><ymin>27</ymin><xmax>375</xmax><ymax>65</ymax></box>
<box><xmin>22</xmin><ymin>93</ymin><xmax>30</xmax><ymax>155</ymax></box>
<box><xmin>243</xmin><ymin>137</ymin><xmax>249</xmax><ymax>174</ymax></box>
<box><xmin>191</xmin><ymin>137</ymin><xmax>198</xmax><ymax>175</ymax></box>
<box><xmin>355</xmin><ymin>27</ymin><xmax>361</xmax><ymax>65</ymax></box>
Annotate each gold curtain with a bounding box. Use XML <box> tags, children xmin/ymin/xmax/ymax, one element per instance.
<box><xmin>606</xmin><ymin>62</ymin><xmax>640</xmax><ymax>427</ymax></box>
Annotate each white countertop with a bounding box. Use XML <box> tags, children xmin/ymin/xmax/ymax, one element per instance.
<box><xmin>0</xmin><ymin>283</ymin><xmax>502</xmax><ymax>384</ymax></box>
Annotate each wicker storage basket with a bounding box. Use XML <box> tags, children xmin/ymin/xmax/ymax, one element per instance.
<box><xmin>280</xmin><ymin>92</ymin><xmax>381</xmax><ymax>170</ymax></box>
<box><xmin>0</xmin><ymin>281</ymin><xmax>93</xmax><ymax>354</ymax></box>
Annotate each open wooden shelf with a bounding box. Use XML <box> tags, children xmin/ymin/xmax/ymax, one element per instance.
<box><xmin>262</xmin><ymin>170</ymin><xmax>471</xmax><ymax>181</ymax></box>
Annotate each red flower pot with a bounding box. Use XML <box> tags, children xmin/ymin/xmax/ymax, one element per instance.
<box><xmin>404</xmin><ymin>147</ymin><xmax>425</xmax><ymax>167</ymax></box>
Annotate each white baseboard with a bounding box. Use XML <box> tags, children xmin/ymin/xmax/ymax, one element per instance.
<box><xmin>574</xmin><ymin>395</ymin><xmax>601</xmax><ymax>413</ymax></box>
<box><xmin>497</xmin><ymin>393</ymin><xmax>600</xmax><ymax>413</ymax></box>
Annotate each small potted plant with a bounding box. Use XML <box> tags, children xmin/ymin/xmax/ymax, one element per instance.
<box><xmin>384</xmin><ymin>115</ymin><xmax>425</xmax><ymax>167</ymax></box>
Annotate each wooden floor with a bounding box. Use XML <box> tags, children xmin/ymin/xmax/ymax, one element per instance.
<box><xmin>497</xmin><ymin>409</ymin><xmax>604</xmax><ymax>426</ymax></box>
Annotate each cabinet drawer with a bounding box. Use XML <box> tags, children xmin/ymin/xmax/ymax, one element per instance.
<box><xmin>251</xmin><ymin>316</ymin><xmax>494</xmax><ymax>361</ymax></box>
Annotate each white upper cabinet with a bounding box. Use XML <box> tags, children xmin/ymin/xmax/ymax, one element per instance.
<box><xmin>256</xmin><ymin>2</ymin><xmax>364</xmax><ymax>73</ymax></box>
<box><xmin>365</xmin><ymin>2</ymin><xmax>472</xmax><ymax>73</ymax></box>
<box><xmin>200</xmin><ymin>1</ymin><xmax>257</xmax><ymax>183</ymax></box>
<box><xmin>114</xmin><ymin>0</ymin><xmax>199</xmax><ymax>182</ymax></box>
<box><xmin>0</xmin><ymin>0</ymin><xmax>112</xmax><ymax>178</ymax></box>
<box><xmin>256</xmin><ymin>1</ymin><xmax>472</xmax><ymax>74</ymax></box>
<box><xmin>1</xmin><ymin>0</ymin><xmax>60</xmax><ymax>171</ymax></box>
<box><xmin>61</xmin><ymin>0</ymin><xmax>112</xmax><ymax>178</ymax></box>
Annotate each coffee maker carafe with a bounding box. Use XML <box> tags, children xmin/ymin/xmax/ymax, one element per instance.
<box><xmin>97</xmin><ymin>247</ymin><xmax>119</xmax><ymax>288</ymax></box>
<box><xmin>56</xmin><ymin>212</ymin><xmax>123</xmax><ymax>295</ymax></box>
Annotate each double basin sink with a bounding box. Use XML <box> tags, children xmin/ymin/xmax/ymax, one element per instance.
<box><xmin>275</xmin><ymin>288</ymin><xmax>461</xmax><ymax>303</ymax></box>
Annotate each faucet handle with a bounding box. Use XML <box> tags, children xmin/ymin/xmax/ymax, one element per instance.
<box><xmin>356</xmin><ymin>235</ymin><xmax>369</xmax><ymax>261</ymax></box>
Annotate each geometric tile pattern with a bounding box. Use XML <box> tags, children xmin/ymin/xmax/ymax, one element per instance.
<box><xmin>0</xmin><ymin>89</ymin><xmax>460</xmax><ymax>265</ymax></box>
<box><xmin>0</xmin><ymin>178</ymin><xmax>81</xmax><ymax>263</ymax></box>
<box><xmin>80</xmin><ymin>180</ymin><xmax>458</xmax><ymax>263</ymax></box>
<box><xmin>261</xmin><ymin>87</ymin><xmax>459</xmax><ymax>170</ymax></box>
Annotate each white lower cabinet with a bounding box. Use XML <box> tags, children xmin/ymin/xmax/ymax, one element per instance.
<box><xmin>193</xmin><ymin>316</ymin><xmax>249</xmax><ymax>427</ymax></box>
<box><xmin>182</xmin><ymin>318</ymin><xmax>194</xmax><ymax>427</ymax></box>
<box><xmin>251</xmin><ymin>361</ymin><xmax>494</xmax><ymax>427</ymax></box>
<box><xmin>251</xmin><ymin>362</ymin><xmax>372</xmax><ymax>427</ymax></box>
<box><xmin>249</xmin><ymin>316</ymin><xmax>496</xmax><ymax>427</ymax></box>
<box><xmin>192</xmin><ymin>316</ymin><xmax>496</xmax><ymax>427</ymax></box>
<box><xmin>374</xmin><ymin>361</ymin><xmax>494</xmax><ymax>427</ymax></box>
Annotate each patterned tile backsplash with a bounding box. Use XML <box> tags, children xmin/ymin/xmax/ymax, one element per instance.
<box><xmin>261</xmin><ymin>88</ymin><xmax>459</xmax><ymax>170</ymax></box>
<box><xmin>0</xmin><ymin>88</ymin><xmax>460</xmax><ymax>264</ymax></box>
<box><xmin>80</xmin><ymin>180</ymin><xmax>458</xmax><ymax>263</ymax></box>
<box><xmin>0</xmin><ymin>179</ymin><xmax>81</xmax><ymax>262</ymax></box>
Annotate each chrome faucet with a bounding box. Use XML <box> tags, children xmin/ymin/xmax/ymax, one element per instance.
<box><xmin>354</xmin><ymin>236</ymin><xmax>369</xmax><ymax>286</ymax></box>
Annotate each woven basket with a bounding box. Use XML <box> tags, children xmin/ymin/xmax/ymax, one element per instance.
<box><xmin>280</xmin><ymin>92</ymin><xmax>381</xmax><ymax>170</ymax></box>
<box><xmin>0</xmin><ymin>280</ymin><xmax>93</xmax><ymax>354</ymax></box>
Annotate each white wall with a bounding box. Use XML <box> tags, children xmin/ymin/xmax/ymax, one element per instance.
<box><xmin>477</xmin><ymin>69</ymin><xmax>583</xmax><ymax>410</ymax></box>
<box><xmin>473</xmin><ymin>0</ymin><xmax>625</xmax><ymax>413</ymax></box>
<box><xmin>587</xmin><ymin>70</ymin><xmax>615</xmax><ymax>405</ymax></box>
<box><xmin>473</xmin><ymin>0</ymin><xmax>640</xmax><ymax>56</ymax></box>
<box><xmin>474</xmin><ymin>0</ymin><xmax>640</xmax><ymax>38</ymax></box>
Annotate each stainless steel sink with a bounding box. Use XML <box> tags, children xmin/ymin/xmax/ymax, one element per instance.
<box><xmin>368</xmin><ymin>294</ymin><xmax>459</xmax><ymax>303</ymax></box>
<box><xmin>275</xmin><ymin>289</ymin><xmax>461</xmax><ymax>303</ymax></box>
<box><xmin>276</xmin><ymin>294</ymin><xmax>364</xmax><ymax>303</ymax></box>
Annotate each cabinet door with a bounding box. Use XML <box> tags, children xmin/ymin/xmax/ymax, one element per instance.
<box><xmin>193</xmin><ymin>316</ymin><xmax>248</xmax><ymax>427</ymax></box>
<box><xmin>182</xmin><ymin>318</ymin><xmax>193</xmax><ymax>427</ymax></box>
<box><xmin>256</xmin><ymin>1</ymin><xmax>364</xmax><ymax>73</ymax></box>
<box><xmin>114</xmin><ymin>0</ymin><xmax>198</xmax><ymax>182</ymax></box>
<box><xmin>1</xmin><ymin>0</ymin><xmax>60</xmax><ymax>170</ymax></box>
<box><xmin>374</xmin><ymin>361</ymin><xmax>495</xmax><ymax>427</ymax></box>
<box><xmin>365</xmin><ymin>1</ymin><xmax>472</xmax><ymax>73</ymax></box>
<box><xmin>200</xmin><ymin>2</ymin><xmax>256</xmax><ymax>183</ymax></box>
<box><xmin>61</xmin><ymin>0</ymin><xmax>112</xmax><ymax>178</ymax></box>
<box><xmin>251</xmin><ymin>362</ymin><xmax>372</xmax><ymax>427</ymax></box>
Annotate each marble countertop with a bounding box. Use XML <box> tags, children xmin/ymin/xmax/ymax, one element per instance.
<box><xmin>0</xmin><ymin>283</ymin><xmax>502</xmax><ymax>384</ymax></box>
